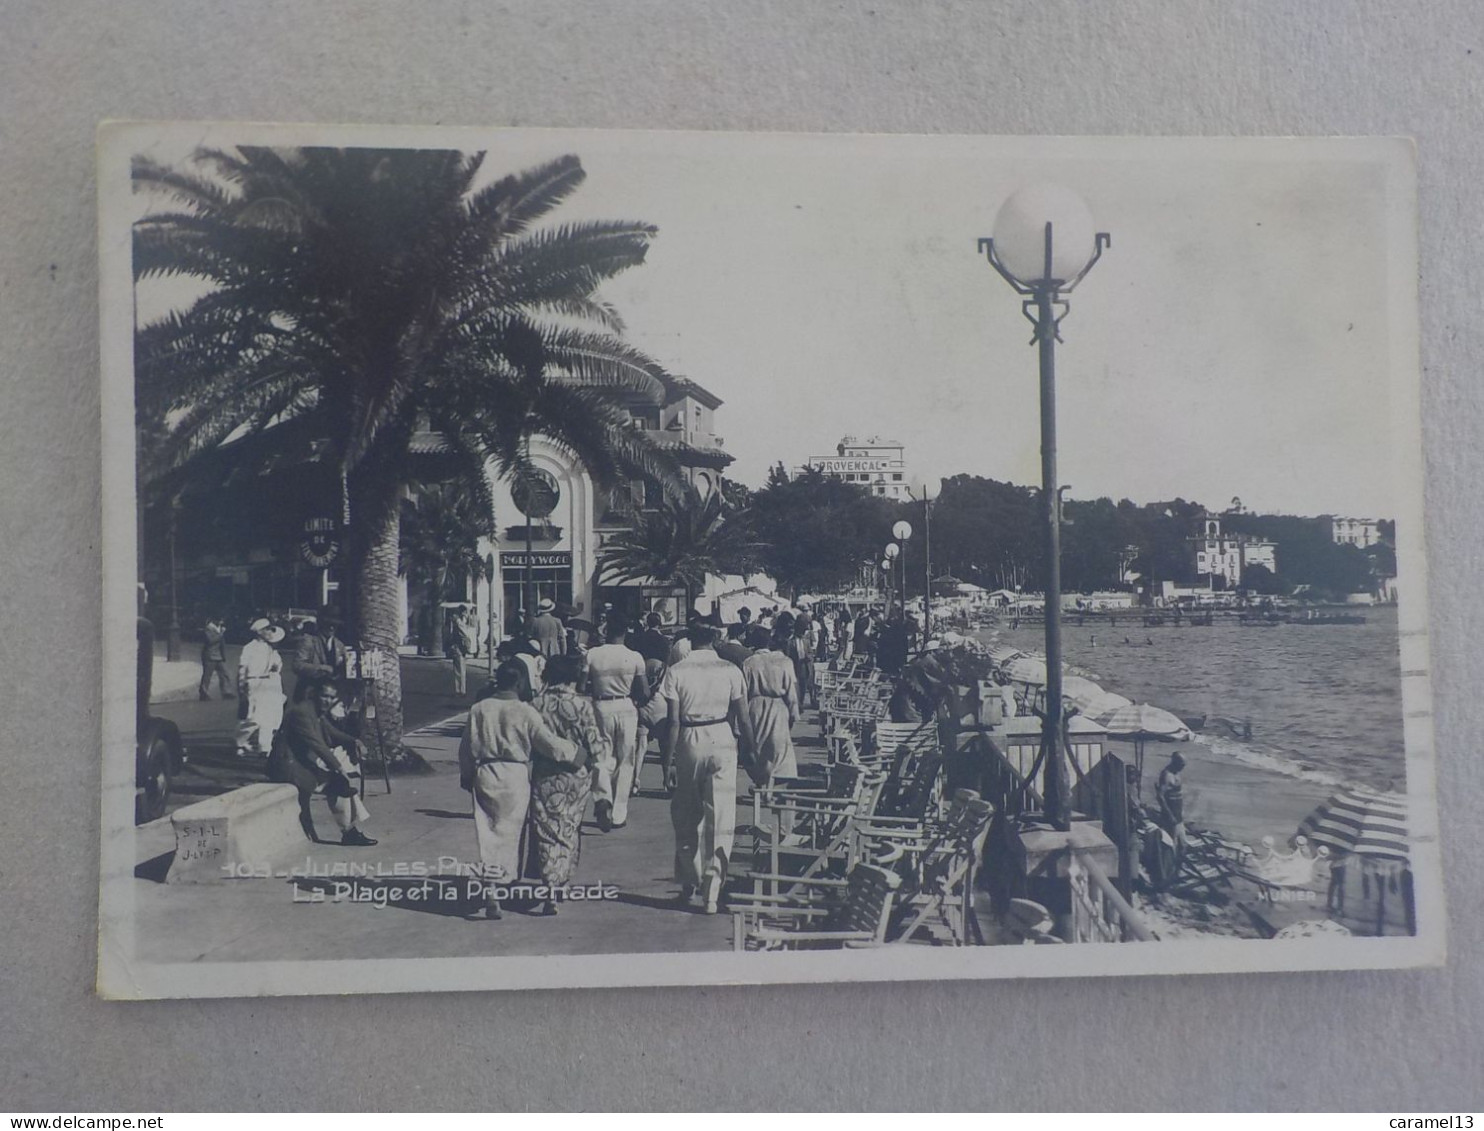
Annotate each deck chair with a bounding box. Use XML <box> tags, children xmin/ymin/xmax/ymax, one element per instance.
<box><xmin>745</xmin><ymin>772</ymin><xmax>888</xmax><ymax>898</ymax></box>
<box><xmin>887</xmin><ymin>791</ymin><xmax>995</xmax><ymax>945</ymax></box>
<box><xmin>864</xmin><ymin>718</ymin><xmax>939</xmax><ymax>770</ymax></box>
<box><xmin>747</xmin><ymin>763</ymin><xmax>865</xmax><ymax>859</ymax></box>
<box><xmin>731</xmin><ymin>864</ymin><xmax>902</xmax><ymax>951</ymax></box>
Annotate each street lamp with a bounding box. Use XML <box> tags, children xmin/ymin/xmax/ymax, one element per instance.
<box><xmin>883</xmin><ymin>542</ymin><xmax>900</xmax><ymax>615</ymax></box>
<box><xmin>908</xmin><ymin>486</ymin><xmax>934</xmax><ymax>637</ymax></box>
<box><xmin>879</xmin><ymin>557</ymin><xmax>892</xmax><ymax>606</ymax></box>
<box><xmin>892</xmin><ymin>520</ymin><xmax>913</xmax><ymax>623</ymax></box>
<box><xmin>979</xmin><ymin>183</ymin><xmax>1109</xmax><ymax>831</ymax></box>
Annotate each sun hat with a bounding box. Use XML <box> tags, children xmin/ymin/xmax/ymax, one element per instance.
<box><xmin>537</xmin><ymin>598</ymin><xmax>556</xmax><ymax>613</ymax></box>
<box><xmin>250</xmin><ymin>617</ymin><xmax>286</xmax><ymax>644</ymax></box>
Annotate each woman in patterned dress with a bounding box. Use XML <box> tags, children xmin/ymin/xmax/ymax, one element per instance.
<box><xmin>527</xmin><ymin>654</ymin><xmax>611</xmax><ymax>915</ymax></box>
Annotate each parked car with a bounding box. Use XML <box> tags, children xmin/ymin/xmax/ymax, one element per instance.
<box><xmin>136</xmin><ymin>615</ymin><xmax>186</xmax><ymax>824</ymax></box>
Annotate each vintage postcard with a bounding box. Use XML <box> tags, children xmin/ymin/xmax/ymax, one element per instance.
<box><xmin>98</xmin><ymin>123</ymin><xmax>1442</xmax><ymax>998</ymax></box>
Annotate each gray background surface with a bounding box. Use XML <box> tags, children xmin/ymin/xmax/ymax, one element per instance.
<box><xmin>1</xmin><ymin>0</ymin><xmax>1480</xmax><ymax>1111</ymax></box>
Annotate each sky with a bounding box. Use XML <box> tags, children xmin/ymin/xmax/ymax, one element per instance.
<box><xmin>127</xmin><ymin>128</ymin><xmax>1417</xmax><ymax>519</ymax></box>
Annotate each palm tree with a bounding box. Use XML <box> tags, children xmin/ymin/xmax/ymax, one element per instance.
<box><xmin>599</xmin><ymin>488</ymin><xmax>759</xmax><ymax>617</ymax></box>
<box><xmin>399</xmin><ymin>480</ymin><xmax>494</xmax><ymax>656</ymax></box>
<box><xmin>134</xmin><ymin>146</ymin><xmax>686</xmax><ymax>753</ymax></box>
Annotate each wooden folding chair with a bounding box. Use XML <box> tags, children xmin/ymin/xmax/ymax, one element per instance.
<box><xmin>731</xmin><ymin>864</ymin><xmax>903</xmax><ymax>951</ymax></box>
<box><xmin>886</xmin><ymin>791</ymin><xmax>996</xmax><ymax>946</ymax></box>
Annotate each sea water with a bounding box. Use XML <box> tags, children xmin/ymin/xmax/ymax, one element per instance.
<box><xmin>977</xmin><ymin>606</ymin><xmax>1406</xmax><ymax>793</ymax></box>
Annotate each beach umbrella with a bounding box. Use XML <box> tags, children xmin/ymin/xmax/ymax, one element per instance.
<box><xmin>1073</xmin><ymin>688</ymin><xmax>1132</xmax><ymax>718</ymax></box>
<box><xmin>1100</xmin><ymin>702</ymin><xmax>1193</xmax><ymax>792</ymax></box>
<box><xmin>1297</xmin><ymin>785</ymin><xmax>1409</xmax><ymax>863</ymax></box>
<box><xmin>1100</xmin><ymin>702</ymin><xmax>1193</xmax><ymax>741</ymax></box>
<box><xmin>986</xmin><ymin>644</ymin><xmax>1024</xmax><ymax>664</ymax></box>
<box><xmin>1003</xmin><ymin>655</ymin><xmax>1048</xmax><ymax>685</ymax></box>
<box><xmin>1061</xmin><ymin>675</ymin><xmax>1103</xmax><ymax>700</ymax></box>
<box><xmin>1296</xmin><ymin>785</ymin><xmax>1411</xmax><ymax>935</ymax></box>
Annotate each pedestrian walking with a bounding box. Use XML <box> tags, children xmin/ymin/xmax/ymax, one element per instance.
<box><xmin>638</xmin><ymin>656</ymin><xmax>669</xmax><ymax>792</ymax></box>
<box><xmin>658</xmin><ymin>623</ymin><xmax>756</xmax><ymax>914</ymax></box>
<box><xmin>235</xmin><ymin>618</ymin><xmax>286</xmax><ymax>757</ymax></box>
<box><xmin>199</xmin><ymin>615</ymin><xmax>232</xmax><ymax>700</ymax></box>
<box><xmin>449</xmin><ymin>604</ymin><xmax>478</xmax><ymax>697</ymax></box>
<box><xmin>741</xmin><ymin>625</ymin><xmax>798</xmax><ymax>784</ymax></box>
<box><xmin>458</xmin><ymin>661</ymin><xmax>577</xmax><ymax>921</ymax></box>
<box><xmin>528</xmin><ymin>655</ymin><xmax>609</xmax><ymax>915</ymax></box>
<box><xmin>634</xmin><ymin>612</ymin><xmax>670</xmax><ymax>667</ymax></box>
<box><xmin>530</xmin><ymin>597</ymin><xmax>566</xmax><ymax>658</ymax></box>
<box><xmin>786</xmin><ymin>616</ymin><xmax>817</xmax><ymax>710</ymax></box>
<box><xmin>584</xmin><ymin>618</ymin><xmax>649</xmax><ymax>830</ymax></box>
<box><xmin>715</xmin><ymin>622</ymin><xmax>752</xmax><ymax>669</ymax></box>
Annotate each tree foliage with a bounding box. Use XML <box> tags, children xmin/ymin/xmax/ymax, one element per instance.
<box><xmin>599</xmin><ymin>488</ymin><xmax>760</xmax><ymax>608</ymax></box>
<box><xmin>134</xmin><ymin>145</ymin><xmax>688</xmax><ymax>749</ymax></box>
<box><xmin>749</xmin><ymin>467</ymin><xmax>904</xmax><ymax>598</ymax></box>
<box><xmin>399</xmin><ymin>480</ymin><xmax>495</xmax><ymax>653</ymax></box>
<box><xmin>918</xmin><ymin>474</ymin><xmax>1392</xmax><ymax>598</ymax></box>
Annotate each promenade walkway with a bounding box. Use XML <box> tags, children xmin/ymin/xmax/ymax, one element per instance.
<box><xmin>132</xmin><ymin>698</ymin><xmax>829</xmax><ymax>963</ymax></box>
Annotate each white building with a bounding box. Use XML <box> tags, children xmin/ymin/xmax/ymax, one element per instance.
<box><xmin>419</xmin><ymin>377</ymin><xmax>734</xmax><ymax>643</ymax></box>
<box><xmin>1189</xmin><ymin>515</ymin><xmax>1277</xmax><ymax>590</ymax></box>
<box><xmin>806</xmin><ymin>435</ymin><xmax>911</xmax><ymax>500</ymax></box>
<box><xmin>1330</xmin><ymin>516</ymin><xmax>1381</xmax><ymax>548</ymax></box>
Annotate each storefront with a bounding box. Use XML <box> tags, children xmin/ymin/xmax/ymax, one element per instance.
<box><xmin>499</xmin><ymin>549</ymin><xmax>574</xmax><ymax>625</ymax></box>
<box><xmin>476</xmin><ymin>437</ymin><xmax>601</xmax><ymax>641</ymax></box>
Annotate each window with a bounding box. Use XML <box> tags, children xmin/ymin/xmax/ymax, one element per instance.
<box><xmin>892</xmin><ymin>473</ymin><xmax>903</xmax><ymax>481</ymax></box>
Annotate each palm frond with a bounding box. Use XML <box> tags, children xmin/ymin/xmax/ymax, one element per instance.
<box><xmin>465</xmin><ymin>153</ymin><xmax>585</xmax><ymax>238</ymax></box>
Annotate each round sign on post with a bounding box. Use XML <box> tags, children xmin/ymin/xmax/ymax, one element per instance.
<box><xmin>512</xmin><ymin>467</ymin><xmax>559</xmax><ymax>519</ymax></box>
<box><xmin>299</xmin><ymin>517</ymin><xmax>341</xmax><ymax>569</ymax></box>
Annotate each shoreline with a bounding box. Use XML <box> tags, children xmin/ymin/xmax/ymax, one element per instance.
<box><xmin>967</xmin><ymin>625</ymin><xmax>1336</xmax><ymax>852</ymax></box>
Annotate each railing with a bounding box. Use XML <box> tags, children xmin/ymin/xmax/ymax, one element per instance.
<box><xmin>1067</xmin><ymin>848</ymin><xmax>1157</xmax><ymax>943</ymax></box>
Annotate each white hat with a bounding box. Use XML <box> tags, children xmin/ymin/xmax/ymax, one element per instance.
<box><xmin>537</xmin><ymin>598</ymin><xmax>556</xmax><ymax>613</ymax></box>
<box><xmin>250</xmin><ymin>618</ymin><xmax>286</xmax><ymax>644</ymax></box>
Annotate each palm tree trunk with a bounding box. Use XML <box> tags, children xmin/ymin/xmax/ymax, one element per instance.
<box><xmin>353</xmin><ymin>512</ymin><xmax>410</xmax><ymax>763</ymax></box>
<box><xmin>346</xmin><ymin>470</ymin><xmax>412</xmax><ymax>766</ymax></box>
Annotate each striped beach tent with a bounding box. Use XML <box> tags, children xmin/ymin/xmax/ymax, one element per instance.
<box><xmin>1297</xmin><ymin>786</ymin><xmax>1409</xmax><ymax>862</ymax></box>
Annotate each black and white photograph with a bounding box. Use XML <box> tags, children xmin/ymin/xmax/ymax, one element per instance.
<box><xmin>97</xmin><ymin>123</ymin><xmax>1441</xmax><ymax>998</ymax></box>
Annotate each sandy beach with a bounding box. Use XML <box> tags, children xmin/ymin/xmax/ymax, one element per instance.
<box><xmin>1107</xmin><ymin>733</ymin><xmax>1332</xmax><ymax>851</ymax></box>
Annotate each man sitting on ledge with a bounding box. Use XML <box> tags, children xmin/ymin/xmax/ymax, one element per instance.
<box><xmin>269</xmin><ymin>674</ymin><xmax>377</xmax><ymax>847</ymax></box>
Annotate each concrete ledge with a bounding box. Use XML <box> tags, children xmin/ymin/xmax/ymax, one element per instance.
<box><xmin>1015</xmin><ymin>821</ymin><xmax>1120</xmax><ymax>880</ymax></box>
<box><xmin>166</xmin><ymin>783</ymin><xmax>305</xmax><ymax>884</ymax></box>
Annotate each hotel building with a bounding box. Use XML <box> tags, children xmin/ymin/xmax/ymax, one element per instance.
<box><xmin>1188</xmin><ymin>514</ymin><xmax>1278</xmax><ymax>590</ymax></box>
<box><xmin>806</xmin><ymin>435</ymin><xmax>911</xmax><ymax>500</ymax></box>
<box><xmin>1329</xmin><ymin>516</ymin><xmax>1381</xmax><ymax>548</ymax></box>
<box><xmin>475</xmin><ymin>376</ymin><xmax>734</xmax><ymax>635</ymax></box>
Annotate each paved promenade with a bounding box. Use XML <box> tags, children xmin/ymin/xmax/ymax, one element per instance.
<box><xmin>133</xmin><ymin>695</ymin><xmax>828</xmax><ymax>963</ymax></box>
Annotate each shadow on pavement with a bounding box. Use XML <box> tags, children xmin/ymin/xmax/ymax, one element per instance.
<box><xmin>135</xmin><ymin>851</ymin><xmax>174</xmax><ymax>884</ymax></box>
<box><xmin>415</xmin><ymin>808</ymin><xmax>472</xmax><ymax>820</ymax></box>
<box><xmin>610</xmin><ymin>891</ymin><xmax>701</xmax><ymax>915</ymax></box>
